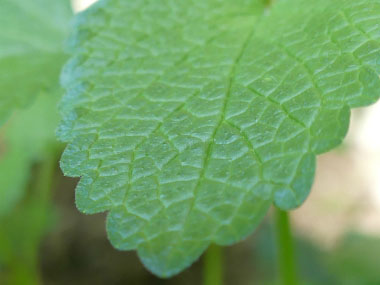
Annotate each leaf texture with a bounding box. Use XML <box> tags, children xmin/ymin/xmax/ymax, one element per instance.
<box><xmin>0</xmin><ymin>0</ymin><xmax>72</xmax><ymax>125</ymax></box>
<box><xmin>59</xmin><ymin>0</ymin><xmax>380</xmax><ymax>276</ymax></box>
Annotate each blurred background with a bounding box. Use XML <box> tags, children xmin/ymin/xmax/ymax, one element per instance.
<box><xmin>1</xmin><ymin>0</ymin><xmax>380</xmax><ymax>284</ymax></box>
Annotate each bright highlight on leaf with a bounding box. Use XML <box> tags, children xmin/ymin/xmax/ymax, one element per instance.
<box><xmin>59</xmin><ymin>0</ymin><xmax>380</xmax><ymax>277</ymax></box>
<box><xmin>0</xmin><ymin>0</ymin><xmax>72</xmax><ymax>125</ymax></box>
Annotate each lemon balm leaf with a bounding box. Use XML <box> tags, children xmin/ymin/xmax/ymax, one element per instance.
<box><xmin>59</xmin><ymin>0</ymin><xmax>380</xmax><ymax>277</ymax></box>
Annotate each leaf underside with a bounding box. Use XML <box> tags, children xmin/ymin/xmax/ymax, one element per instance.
<box><xmin>59</xmin><ymin>0</ymin><xmax>380</xmax><ymax>277</ymax></box>
<box><xmin>0</xmin><ymin>0</ymin><xmax>72</xmax><ymax>125</ymax></box>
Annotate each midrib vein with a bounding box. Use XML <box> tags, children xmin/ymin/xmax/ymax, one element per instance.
<box><xmin>179</xmin><ymin>17</ymin><xmax>261</xmax><ymax>236</ymax></box>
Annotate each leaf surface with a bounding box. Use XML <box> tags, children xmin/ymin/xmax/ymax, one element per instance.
<box><xmin>59</xmin><ymin>0</ymin><xmax>380</xmax><ymax>276</ymax></box>
<box><xmin>0</xmin><ymin>0</ymin><xmax>72</xmax><ymax>124</ymax></box>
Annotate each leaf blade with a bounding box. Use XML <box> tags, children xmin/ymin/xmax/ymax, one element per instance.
<box><xmin>59</xmin><ymin>0</ymin><xmax>380</xmax><ymax>276</ymax></box>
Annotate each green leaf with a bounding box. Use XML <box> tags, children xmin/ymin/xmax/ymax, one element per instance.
<box><xmin>0</xmin><ymin>0</ymin><xmax>72</xmax><ymax>125</ymax></box>
<box><xmin>59</xmin><ymin>0</ymin><xmax>380</xmax><ymax>277</ymax></box>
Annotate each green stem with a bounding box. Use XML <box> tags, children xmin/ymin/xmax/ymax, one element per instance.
<box><xmin>203</xmin><ymin>244</ymin><xmax>224</xmax><ymax>285</ymax></box>
<box><xmin>274</xmin><ymin>208</ymin><xmax>298</xmax><ymax>285</ymax></box>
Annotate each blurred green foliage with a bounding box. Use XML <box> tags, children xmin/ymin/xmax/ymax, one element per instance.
<box><xmin>254</xmin><ymin>222</ymin><xmax>380</xmax><ymax>285</ymax></box>
<box><xmin>0</xmin><ymin>92</ymin><xmax>61</xmax><ymax>217</ymax></box>
<box><xmin>0</xmin><ymin>0</ymin><xmax>72</xmax><ymax>283</ymax></box>
<box><xmin>0</xmin><ymin>0</ymin><xmax>72</xmax><ymax>124</ymax></box>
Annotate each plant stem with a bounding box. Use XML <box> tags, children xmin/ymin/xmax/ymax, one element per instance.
<box><xmin>274</xmin><ymin>207</ymin><xmax>298</xmax><ymax>285</ymax></box>
<box><xmin>203</xmin><ymin>244</ymin><xmax>224</xmax><ymax>285</ymax></box>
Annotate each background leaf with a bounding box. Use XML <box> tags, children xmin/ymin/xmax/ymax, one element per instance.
<box><xmin>59</xmin><ymin>0</ymin><xmax>380</xmax><ymax>277</ymax></box>
<box><xmin>0</xmin><ymin>0</ymin><xmax>72</xmax><ymax>125</ymax></box>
